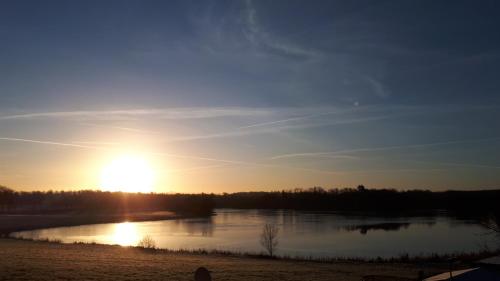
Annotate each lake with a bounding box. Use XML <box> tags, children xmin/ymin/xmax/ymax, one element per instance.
<box><xmin>10</xmin><ymin>209</ymin><xmax>497</xmax><ymax>258</ymax></box>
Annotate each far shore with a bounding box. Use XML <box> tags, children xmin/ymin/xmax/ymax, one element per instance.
<box><xmin>0</xmin><ymin>211</ymin><xmax>190</xmax><ymax>236</ymax></box>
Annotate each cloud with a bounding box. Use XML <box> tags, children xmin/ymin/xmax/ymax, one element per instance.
<box><xmin>243</xmin><ymin>0</ymin><xmax>320</xmax><ymax>60</ymax></box>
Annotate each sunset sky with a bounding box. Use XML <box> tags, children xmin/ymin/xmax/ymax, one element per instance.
<box><xmin>1</xmin><ymin>0</ymin><xmax>499</xmax><ymax>193</ymax></box>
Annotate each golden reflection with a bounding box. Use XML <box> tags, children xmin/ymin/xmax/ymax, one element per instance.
<box><xmin>111</xmin><ymin>222</ymin><xmax>139</xmax><ymax>246</ymax></box>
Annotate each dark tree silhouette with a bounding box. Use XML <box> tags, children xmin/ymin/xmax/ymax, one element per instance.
<box><xmin>260</xmin><ymin>223</ymin><xmax>279</xmax><ymax>257</ymax></box>
<box><xmin>482</xmin><ymin>215</ymin><xmax>500</xmax><ymax>234</ymax></box>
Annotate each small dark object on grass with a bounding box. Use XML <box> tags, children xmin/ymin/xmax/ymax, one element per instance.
<box><xmin>194</xmin><ymin>267</ymin><xmax>212</xmax><ymax>281</ymax></box>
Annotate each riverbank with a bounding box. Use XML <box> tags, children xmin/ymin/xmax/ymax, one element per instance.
<box><xmin>0</xmin><ymin>238</ymin><xmax>453</xmax><ymax>281</ymax></box>
<box><xmin>0</xmin><ymin>211</ymin><xmax>182</xmax><ymax>236</ymax></box>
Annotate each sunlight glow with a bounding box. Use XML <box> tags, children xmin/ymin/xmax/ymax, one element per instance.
<box><xmin>110</xmin><ymin>222</ymin><xmax>139</xmax><ymax>246</ymax></box>
<box><xmin>100</xmin><ymin>154</ymin><xmax>155</xmax><ymax>193</ymax></box>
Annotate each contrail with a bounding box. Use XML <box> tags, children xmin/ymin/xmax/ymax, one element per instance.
<box><xmin>0</xmin><ymin>107</ymin><xmax>271</xmax><ymax>121</ymax></box>
<box><xmin>406</xmin><ymin>160</ymin><xmax>500</xmax><ymax>170</ymax></box>
<box><xmin>270</xmin><ymin>137</ymin><xmax>500</xmax><ymax>160</ymax></box>
<box><xmin>239</xmin><ymin>114</ymin><xmax>319</xmax><ymax>129</ymax></box>
<box><xmin>168</xmin><ymin>164</ymin><xmax>230</xmax><ymax>173</ymax></box>
<box><xmin>0</xmin><ymin>137</ymin><xmax>104</xmax><ymax>150</ymax></box>
<box><xmin>80</xmin><ymin>122</ymin><xmax>160</xmax><ymax>135</ymax></box>
<box><xmin>168</xmin><ymin>115</ymin><xmax>393</xmax><ymax>142</ymax></box>
<box><xmin>0</xmin><ymin>136</ymin><xmax>248</xmax><ymax>164</ymax></box>
<box><xmin>0</xmin><ymin>136</ymin><xmax>350</xmax><ymax>175</ymax></box>
<box><xmin>237</xmin><ymin>108</ymin><xmax>358</xmax><ymax>129</ymax></box>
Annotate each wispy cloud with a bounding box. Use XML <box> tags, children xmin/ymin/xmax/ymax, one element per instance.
<box><xmin>364</xmin><ymin>76</ymin><xmax>390</xmax><ymax>98</ymax></box>
<box><xmin>243</xmin><ymin>0</ymin><xmax>320</xmax><ymax>59</ymax></box>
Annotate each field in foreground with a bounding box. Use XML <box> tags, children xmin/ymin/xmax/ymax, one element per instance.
<box><xmin>0</xmin><ymin>239</ymin><xmax>451</xmax><ymax>281</ymax></box>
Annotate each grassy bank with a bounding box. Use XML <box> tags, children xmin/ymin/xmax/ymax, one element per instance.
<box><xmin>0</xmin><ymin>238</ymin><xmax>453</xmax><ymax>281</ymax></box>
<box><xmin>0</xmin><ymin>211</ymin><xmax>181</xmax><ymax>236</ymax></box>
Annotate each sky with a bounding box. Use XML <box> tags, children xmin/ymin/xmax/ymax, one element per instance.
<box><xmin>1</xmin><ymin>0</ymin><xmax>499</xmax><ymax>193</ymax></box>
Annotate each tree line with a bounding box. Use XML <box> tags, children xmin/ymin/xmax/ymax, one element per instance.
<box><xmin>214</xmin><ymin>186</ymin><xmax>500</xmax><ymax>215</ymax></box>
<box><xmin>0</xmin><ymin>186</ymin><xmax>214</xmax><ymax>215</ymax></box>
<box><xmin>1</xmin><ymin>185</ymin><xmax>500</xmax><ymax>216</ymax></box>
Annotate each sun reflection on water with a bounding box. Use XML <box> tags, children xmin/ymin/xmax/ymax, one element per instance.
<box><xmin>111</xmin><ymin>222</ymin><xmax>139</xmax><ymax>246</ymax></box>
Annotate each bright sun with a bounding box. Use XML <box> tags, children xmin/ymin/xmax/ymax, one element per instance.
<box><xmin>100</xmin><ymin>155</ymin><xmax>155</xmax><ymax>193</ymax></box>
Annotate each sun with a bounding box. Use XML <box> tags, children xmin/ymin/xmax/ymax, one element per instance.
<box><xmin>100</xmin><ymin>154</ymin><xmax>155</xmax><ymax>193</ymax></box>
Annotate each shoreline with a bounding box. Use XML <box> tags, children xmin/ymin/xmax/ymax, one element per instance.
<box><xmin>0</xmin><ymin>211</ymin><xmax>198</xmax><ymax>236</ymax></box>
<box><xmin>8</xmin><ymin>235</ymin><xmax>499</xmax><ymax>264</ymax></box>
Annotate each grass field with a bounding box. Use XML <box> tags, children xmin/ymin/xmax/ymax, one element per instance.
<box><xmin>0</xmin><ymin>239</ymin><xmax>452</xmax><ymax>281</ymax></box>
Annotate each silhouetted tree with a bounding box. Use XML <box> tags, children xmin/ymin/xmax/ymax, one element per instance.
<box><xmin>482</xmin><ymin>215</ymin><xmax>500</xmax><ymax>235</ymax></box>
<box><xmin>260</xmin><ymin>223</ymin><xmax>279</xmax><ymax>257</ymax></box>
<box><xmin>137</xmin><ymin>235</ymin><xmax>156</xmax><ymax>249</ymax></box>
<box><xmin>0</xmin><ymin>185</ymin><xmax>14</xmax><ymax>212</ymax></box>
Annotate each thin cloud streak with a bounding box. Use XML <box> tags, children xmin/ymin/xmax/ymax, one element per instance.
<box><xmin>271</xmin><ymin>137</ymin><xmax>500</xmax><ymax>160</ymax></box>
<box><xmin>80</xmin><ymin>122</ymin><xmax>160</xmax><ymax>135</ymax></box>
<box><xmin>407</xmin><ymin>160</ymin><xmax>500</xmax><ymax>170</ymax></box>
<box><xmin>0</xmin><ymin>137</ymin><xmax>104</xmax><ymax>150</ymax></box>
<box><xmin>0</xmin><ymin>136</ymin><xmax>347</xmax><ymax>175</ymax></box>
<box><xmin>168</xmin><ymin>104</ymin><xmax>498</xmax><ymax>143</ymax></box>
<box><xmin>167</xmin><ymin>115</ymin><xmax>393</xmax><ymax>142</ymax></box>
<box><xmin>0</xmin><ymin>107</ymin><xmax>272</xmax><ymax>121</ymax></box>
<box><xmin>0</xmin><ymin>136</ymin><xmax>247</xmax><ymax>164</ymax></box>
<box><xmin>237</xmin><ymin>109</ymin><xmax>347</xmax><ymax>129</ymax></box>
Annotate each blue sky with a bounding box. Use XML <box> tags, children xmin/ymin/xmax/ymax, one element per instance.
<box><xmin>1</xmin><ymin>0</ymin><xmax>499</xmax><ymax>192</ymax></box>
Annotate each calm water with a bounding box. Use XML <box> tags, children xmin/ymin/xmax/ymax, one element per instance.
<box><xmin>11</xmin><ymin>209</ymin><xmax>497</xmax><ymax>258</ymax></box>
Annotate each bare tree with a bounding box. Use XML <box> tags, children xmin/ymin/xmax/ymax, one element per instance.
<box><xmin>260</xmin><ymin>223</ymin><xmax>279</xmax><ymax>257</ymax></box>
<box><xmin>137</xmin><ymin>235</ymin><xmax>156</xmax><ymax>249</ymax></box>
<box><xmin>482</xmin><ymin>215</ymin><xmax>500</xmax><ymax>235</ymax></box>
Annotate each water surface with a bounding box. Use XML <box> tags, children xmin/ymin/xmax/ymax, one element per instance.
<box><xmin>12</xmin><ymin>209</ymin><xmax>496</xmax><ymax>258</ymax></box>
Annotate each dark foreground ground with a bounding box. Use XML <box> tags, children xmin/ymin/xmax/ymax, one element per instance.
<box><xmin>0</xmin><ymin>239</ymin><xmax>453</xmax><ymax>281</ymax></box>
